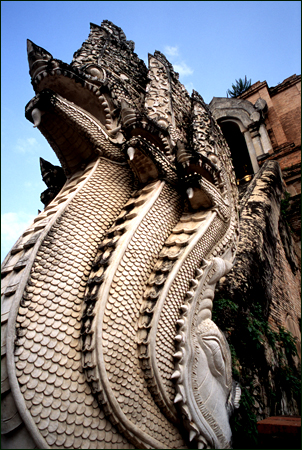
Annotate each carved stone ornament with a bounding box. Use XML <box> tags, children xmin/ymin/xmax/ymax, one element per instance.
<box><xmin>1</xmin><ymin>20</ymin><xmax>240</xmax><ymax>449</ymax></box>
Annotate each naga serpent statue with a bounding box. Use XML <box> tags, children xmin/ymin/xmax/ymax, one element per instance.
<box><xmin>1</xmin><ymin>21</ymin><xmax>241</xmax><ymax>449</ymax></box>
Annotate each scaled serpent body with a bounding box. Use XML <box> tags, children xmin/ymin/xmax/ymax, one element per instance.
<box><xmin>1</xmin><ymin>20</ymin><xmax>240</xmax><ymax>449</ymax></box>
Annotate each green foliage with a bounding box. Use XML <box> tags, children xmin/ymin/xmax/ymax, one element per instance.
<box><xmin>212</xmin><ymin>298</ymin><xmax>301</xmax><ymax>448</ymax></box>
<box><xmin>226</xmin><ymin>76</ymin><xmax>252</xmax><ymax>98</ymax></box>
<box><xmin>212</xmin><ymin>298</ymin><xmax>238</xmax><ymax>326</ymax></box>
<box><xmin>280</xmin><ymin>191</ymin><xmax>291</xmax><ymax>219</ymax></box>
<box><xmin>278</xmin><ymin>363</ymin><xmax>301</xmax><ymax>399</ymax></box>
<box><xmin>275</xmin><ymin>326</ymin><xmax>300</xmax><ymax>400</ymax></box>
<box><xmin>278</xmin><ymin>325</ymin><xmax>298</xmax><ymax>358</ymax></box>
<box><xmin>228</xmin><ymin>342</ymin><xmax>240</xmax><ymax>377</ymax></box>
<box><xmin>231</xmin><ymin>385</ymin><xmax>259</xmax><ymax>448</ymax></box>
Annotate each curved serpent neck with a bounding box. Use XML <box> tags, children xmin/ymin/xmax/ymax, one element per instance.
<box><xmin>2</xmin><ymin>20</ymin><xmax>239</xmax><ymax>450</ymax></box>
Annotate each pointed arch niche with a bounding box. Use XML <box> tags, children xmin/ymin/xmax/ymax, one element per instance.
<box><xmin>219</xmin><ymin>119</ymin><xmax>253</xmax><ymax>181</ymax></box>
<box><xmin>209</xmin><ymin>97</ymin><xmax>273</xmax><ymax>183</ymax></box>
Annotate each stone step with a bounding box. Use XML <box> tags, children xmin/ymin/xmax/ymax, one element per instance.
<box><xmin>257</xmin><ymin>416</ymin><xmax>301</xmax><ymax>449</ymax></box>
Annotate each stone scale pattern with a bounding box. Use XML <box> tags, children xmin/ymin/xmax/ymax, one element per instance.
<box><xmin>155</xmin><ymin>214</ymin><xmax>229</xmax><ymax>402</ymax></box>
<box><xmin>2</xmin><ymin>19</ymin><xmax>240</xmax><ymax>450</ymax></box>
<box><xmin>1</xmin><ymin>160</ymin><xmax>97</xmax><ymax>432</ymax></box>
<box><xmin>47</xmin><ymin>94</ymin><xmax>126</xmax><ymax>162</ymax></box>
<box><xmin>102</xmin><ymin>183</ymin><xmax>184</xmax><ymax>447</ymax></box>
<box><xmin>137</xmin><ymin>209</ymin><xmax>233</xmax><ymax>424</ymax></box>
<box><xmin>81</xmin><ymin>180</ymin><xmax>186</xmax><ymax>448</ymax></box>
<box><xmin>137</xmin><ymin>88</ymin><xmax>239</xmax><ymax>424</ymax></box>
<box><xmin>14</xmin><ymin>159</ymin><xmax>134</xmax><ymax>449</ymax></box>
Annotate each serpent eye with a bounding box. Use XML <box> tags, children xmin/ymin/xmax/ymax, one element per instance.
<box><xmin>197</xmin><ymin>320</ymin><xmax>232</xmax><ymax>392</ymax></box>
<box><xmin>202</xmin><ymin>335</ymin><xmax>227</xmax><ymax>380</ymax></box>
<box><xmin>85</xmin><ymin>65</ymin><xmax>106</xmax><ymax>81</ymax></box>
<box><xmin>207</xmin><ymin>153</ymin><xmax>219</xmax><ymax>165</ymax></box>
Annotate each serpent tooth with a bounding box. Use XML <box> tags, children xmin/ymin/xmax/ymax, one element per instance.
<box><xmin>173</xmin><ymin>256</ymin><xmax>236</xmax><ymax>449</ymax></box>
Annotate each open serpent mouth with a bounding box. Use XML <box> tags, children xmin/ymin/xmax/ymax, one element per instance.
<box><xmin>26</xmin><ymin>39</ymin><xmax>120</xmax><ymax>133</ymax></box>
<box><xmin>177</xmin><ymin>150</ymin><xmax>225</xmax><ymax>210</ymax></box>
<box><xmin>25</xmin><ymin>86</ymin><xmax>224</xmax><ymax>219</ymax></box>
<box><xmin>25</xmin><ymin>38</ymin><xmax>226</xmax><ymax>207</ymax></box>
<box><xmin>2</xmin><ymin>21</ymin><xmax>239</xmax><ymax>450</ymax></box>
<box><xmin>25</xmin><ymin>88</ymin><xmax>128</xmax><ymax>175</ymax></box>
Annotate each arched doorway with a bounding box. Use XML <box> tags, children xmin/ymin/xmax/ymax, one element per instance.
<box><xmin>219</xmin><ymin>120</ymin><xmax>254</xmax><ymax>183</ymax></box>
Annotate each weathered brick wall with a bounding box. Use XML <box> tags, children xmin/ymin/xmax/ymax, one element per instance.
<box><xmin>270</xmin><ymin>81</ymin><xmax>301</xmax><ymax>148</ymax></box>
<box><xmin>242</xmin><ymin>76</ymin><xmax>301</xmax><ymax>201</ymax></box>
<box><xmin>269</xmin><ymin>230</ymin><xmax>301</xmax><ymax>343</ymax></box>
<box><xmin>241</xmin><ymin>84</ymin><xmax>288</xmax><ymax>147</ymax></box>
<box><xmin>278</xmin><ymin>149</ymin><xmax>301</xmax><ymax>170</ymax></box>
<box><xmin>241</xmin><ymin>76</ymin><xmax>301</xmax><ymax>151</ymax></box>
<box><xmin>214</xmin><ymin>160</ymin><xmax>301</xmax><ymax>422</ymax></box>
<box><xmin>216</xmin><ymin>160</ymin><xmax>301</xmax><ymax>337</ymax></box>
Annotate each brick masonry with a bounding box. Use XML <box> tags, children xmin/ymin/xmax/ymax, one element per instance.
<box><xmin>270</xmin><ymin>232</ymin><xmax>301</xmax><ymax>351</ymax></box>
<box><xmin>239</xmin><ymin>75</ymin><xmax>301</xmax><ymax>197</ymax></box>
<box><xmin>257</xmin><ymin>416</ymin><xmax>301</xmax><ymax>449</ymax></box>
<box><xmin>215</xmin><ymin>160</ymin><xmax>301</xmax><ymax>424</ymax></box>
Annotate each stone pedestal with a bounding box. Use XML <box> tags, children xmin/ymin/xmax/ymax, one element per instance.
<box><xmin>257</xmin><ymin>416</ymin><xmax>301</xmax><ymax>449</ymax></box>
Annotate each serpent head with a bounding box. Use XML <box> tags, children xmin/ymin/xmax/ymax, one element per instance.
<box><xmin>25</xmin><ymin>22</ymin><xmax>237</xmax><ymax>220</ymax></box>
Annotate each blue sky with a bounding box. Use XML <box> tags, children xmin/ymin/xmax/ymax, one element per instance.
<box><xmin>1</xmin><ymin>1</ymin><xmax>301</xmax><ymax>261</ymax></box>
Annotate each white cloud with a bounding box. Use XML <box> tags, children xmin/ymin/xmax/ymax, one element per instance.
<box><xmin>164</xmin><ymin>45</ymin><xmax>179</xmax><ymax>57</ymax></box>
<box><xmin>184</xmin><ymin>81</ymin><xmax>194</xmax><ymax>94</ymax></box>
<box><xmin>163</xmin><ymin>46</ymin><xmax>193</xmax><ymax>79</ymax></box>
<box><xmin>1</xmin><ymin>212</ymin><xmax>35</xmax><ymax>261</ymax></box>
<box><xmin>173</xmin><ymin>62</ymin><xmax>194</xmax><ymax>77</ymax></box>
<box><xmin>15</xmin><ymin>137</ymin><xmax>39</xmax><ymax>154</ymax></box>
<box><xmin>27</xmin><ymin>137</ymin><xmax>37</xmax><ymax>146</ymax></box>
